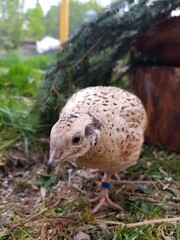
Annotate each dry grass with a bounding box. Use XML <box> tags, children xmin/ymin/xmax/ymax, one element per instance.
<box><xmin>0</xmin><ymin>144</ymin><xmax>179</xmax><ymax>240</ymax></box>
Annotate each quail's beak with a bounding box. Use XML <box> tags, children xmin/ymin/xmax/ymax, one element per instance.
<box><xmin>47</xmin><ymin>148</ymin><xmax>67</xmax><ymax>174</ymax></box>
<box><xmin>47</xmin><ymin>149</ymin><xmax>59</xmax><ymax>174</ymax></box>
<box><xmin>47</xmin><ymin>160</ymin><xmax>56</xmax><ymax>174</ymax></box>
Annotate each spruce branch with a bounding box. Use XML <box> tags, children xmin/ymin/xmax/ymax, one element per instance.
<box><xmin>36</xmin><ymin>0</ymin><xmax>180</xmax><ymax>126</ymax></box>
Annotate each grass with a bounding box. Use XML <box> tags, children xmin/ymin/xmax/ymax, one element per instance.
<box><xmin>0</xmin><ymin>50</ymin><xmax>54</xmax><ymax>69</ymax></box>
<box><xmin>0</xmin><ymin>107</ymin><xmax>37</xmax><ymax>155</ymax></box>
<box><xmin>0</xmin><ymin>51</ymin><xmax>54</xmax><ymax>153</ymax></box>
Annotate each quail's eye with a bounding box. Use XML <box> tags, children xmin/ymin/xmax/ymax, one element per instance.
<box><xmin>72</xmin><ymin>135</ymin><xmax>81</xmax><ymax>144</ymax></box>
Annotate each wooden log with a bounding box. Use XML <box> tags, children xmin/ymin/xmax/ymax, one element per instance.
<box><xmin>131</xmin><ymin>67</ymin><xmax>180</xmax><ymax>151</ymax></box>
<box><xmin>134</xmin><ymin>16</ymin><xmax>180</xmax><ymax>65</ymax></box>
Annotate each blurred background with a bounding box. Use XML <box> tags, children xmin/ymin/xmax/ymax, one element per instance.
<box><xmin>0</xmin><ymin>0</ymin><xmax>107</xmax><ymax>152</ymax></box>
<box><xmin>0</xmin><ymin>0</ymin><xmax>106</xmax><ymax>55</ymax></box>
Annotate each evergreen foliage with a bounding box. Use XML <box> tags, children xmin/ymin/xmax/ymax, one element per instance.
<box><xmin>36</xmin><ymin>0</ymin><xmax>180</xmax><ymax>126</ymax></box>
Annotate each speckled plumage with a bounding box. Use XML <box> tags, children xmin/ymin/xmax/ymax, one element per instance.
<box><xmin>48</xmin><ymin>86</ymin><xmax>147</xmax><ymax>212</ymax></box>
<box><xmin>49</xmin><ymin>86</ymin><xmax>146</xmax><ymax>171</ymax></box>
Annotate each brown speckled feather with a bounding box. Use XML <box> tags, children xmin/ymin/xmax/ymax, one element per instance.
<box><xmin>58</xmin><ymin>86</ymin><xmax>147</xmax><ymax>173</ymax></box>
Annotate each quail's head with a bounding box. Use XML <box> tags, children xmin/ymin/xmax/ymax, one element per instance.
<box><xmin>47</xmin><ymin>113</ymin><xmax>102</xmax><ymax>174</ymax></box>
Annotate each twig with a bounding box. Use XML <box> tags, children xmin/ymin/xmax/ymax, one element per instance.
<box><xmin>67</xmin><ymin>71</ymin><xmax>72</xmax><ymax>97</ymax></box>
<box><xmin>71</xmin><ymin>184</ymin><xmax>86</xmax><ymax>194</ymax></box>
<box><xmin>24</xmin><ymin>200</ymin><xmax>61</xmax><ymax>223</ymax></box>
<box><xmin>147</xmin><ymin>175</ymin><xmax>161</xmax><ymax>195</ymax></box>
<box><xmin>26</xmin><ymin>217</ymin><xmax>77</xmax><ymax>227</ymax></box>
<box><xmin>42</xmin><ymin>69</ymin><xmax>61</xmax><ymax>111</ymax></box>
<box><xmin>72</xmin><ymin>35</ymin><xmax>104</xmax><ymax>69</ymax></box>
<box><xmin>158</xmin><ymin>180</ymin><xmax>171</xmax><ymax>190</ymax></box>
<box><xmin>97</xmin><ymin>216</ymin><xmax>180</xmax><ymax>228</ymax></box>
<box><xmin>17</xmin><ymin>226</ymin><xmax>34</xmax><ymax>239</ymax></box>
<box><xmin>111</xmin><ymin>180</ymin><xmax>158</xmax><ymax>184</ymax></box>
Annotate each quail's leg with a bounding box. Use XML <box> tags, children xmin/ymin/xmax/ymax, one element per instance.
<box><xmin>89</xmin><ymin>173</ymin><xmax>124</xmax><ymax>214</ymax></box>
<box><xmin>89</xmin><ymin>169</ymin><xmax>121</xmax><ymax>181</ymax></box>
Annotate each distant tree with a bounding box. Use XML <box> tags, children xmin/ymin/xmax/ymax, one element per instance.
<box><xmin>25</xmin><ymin>3</ymin><xmax>45</xmax><ymax>40</ymax></box>
<box><xmin>43</xmin><ymin>5</ymin><xmax>59</xmax><ymax>39</ymax></box>
<box><xmin>69</xmin><ymin>0</ymin><xmax>103</xmax><ymax>36</ymax></box>
<box><xmin>43</xmin><ymin>0</ymin><xmax>103</xmax><ymax>39</ymax></box>
<box><xmin>0</xmin><ymin>0</ymin><xmax>25</xmax><ymax>48</ymax></box>
<box><xmin>69</xmin><ymin>0</ymin><xmax>102</xmax><ymax>36</ymax></box>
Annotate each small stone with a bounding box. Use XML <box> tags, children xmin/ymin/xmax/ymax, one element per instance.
<box><xmin>73</xmin><ymin>231</ymin><xmax>91</xmax><ymax>240</ymax></box>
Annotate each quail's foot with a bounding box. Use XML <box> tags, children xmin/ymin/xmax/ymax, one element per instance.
<box><xmin>89</xmin><ymin>173</ymin><xmax>124</xmax><ymax>214</ymax></box>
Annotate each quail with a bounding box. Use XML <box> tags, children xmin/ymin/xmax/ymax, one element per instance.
<box><xmin>47</xmin><ymin>86</ymin><xmax>147</xmax><ymax>213</ymax></box>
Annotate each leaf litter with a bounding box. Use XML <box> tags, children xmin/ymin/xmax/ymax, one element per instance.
<box><xmin>0</xmin><ymin>143</ymin><xmax>179</xmax><ymax>239</ymax></box>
